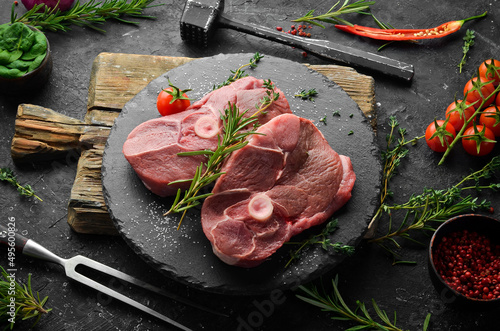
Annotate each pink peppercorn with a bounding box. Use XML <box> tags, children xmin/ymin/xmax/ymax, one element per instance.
<box><xmin>433</xmin><ymin>229</ymin><xmax>500</xmax><ymax>300</ymax></box>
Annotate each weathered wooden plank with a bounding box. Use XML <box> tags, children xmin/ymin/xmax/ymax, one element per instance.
<box><xmin>306</xmin><ymin>64</ymin><xmax>375</xmax><ymax>120</ymax></box>
<box><xmin>84</xmin><ymin>109</ymin><xmax>120</xmax><ymax>127</ymax></box>
<box><xmin>11</xmin><ymin>104</ymin><xmax>86</xmax><ymax>162</ymax></box>
<box><xmin>68</xmin><ymin>147</ymin><xmax>118</xmax><ymax>235</ymax></box>
<box><xmin>87</xmin><ymin>53</ymin><xmax>194</xmax><ymax>111</ymax></box>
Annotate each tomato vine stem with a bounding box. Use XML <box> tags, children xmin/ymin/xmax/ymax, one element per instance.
<box><xmin>438</xmin><ymin>80</ymin><xmax>500</xmax><ymax>165</ymax></box>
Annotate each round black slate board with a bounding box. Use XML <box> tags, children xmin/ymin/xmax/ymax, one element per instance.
<box><xmin>102</xmin><ymin>53</ymin><xmax>381</xmax><ymax>295</ymax></box>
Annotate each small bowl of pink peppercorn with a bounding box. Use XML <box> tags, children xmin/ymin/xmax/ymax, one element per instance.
<box><xmin>428</xmin><ymin>214</ymin><xmax>500</xmax><ymax>308</ymax></box>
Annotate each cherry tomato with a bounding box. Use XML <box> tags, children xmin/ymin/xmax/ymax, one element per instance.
<box><xmin>463</xmin><ymin>77</ymin><xmax>496</xmax><ymax>109</ymax></box>
<box><xmin>445</xmin><ymin>99</ymin><xmax>475</xmax><ymax>132</ymax></box>
<box><xmin>479</xmin><ymin>106</ymin><xmax>500</xmax><ymax>137</ymax></box>
<box><xmin>462</xmin><ymin>125</ymin><xmax>496</xmax><ymax>156</ymax></box>
<box><xmin>496</xmin><ymin>91</ymin><xmax>500</xmax><ymax>107</ymax></box>
<box><xmin>425</xmin><ymin>120</ymin><xmax>456</xmax><ymax>153</ymax></box>
<box><xmin>156</xmin><ymin>82</ymin><xmax>192</xmax><ymax>116</ymax></box>
<box><xmin>478</xmin><ymin>59</ymin><xmax>500</xmax><ymax>86</ymax></box>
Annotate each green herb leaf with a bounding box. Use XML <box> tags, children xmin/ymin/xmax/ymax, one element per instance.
<box><xmin>296</xmin><ymin>274</ymin><xmax>428</xmax><ymax>331</ymax></box>
<box><xmin>0</xmin><ymin>167</ymin><xmax>42</xmax><ymax>201</ymax></box>
<box><xmin>294</xmin><ymin>88</ymin><xmax>318</xmax><ymax>101</ymax></box>
<box><xmin>0</xmin><ymin>22</ymin><xmax>48</xmax><ymax>78</ymax></box>
<box><xmin>0</xmin><ymin>266</ymin><xmax>51</xmax><ymax>328</ymax></box>
<box><xmin>293</xmin><ymin>0</ymin><xmax>376</xmax><ymax>27</ymax></box>
<box><xmin>458</xmin><ymin>29</ymin><xmax>475</xmax><ymax>73</ymax></box>
<box><xmin>285</xmin><ymin>219</ymin><xmax>354</xmax><ymax>267</ymax></box>
<box><xmin>11</xmin><ymin>0</ymin><xmax>161</xmax><ymax>33</ymax></box>
<box><xmin>213</xmin><ymin>53</ymin><xmax>264</xmax><ymax>90</ymax></box>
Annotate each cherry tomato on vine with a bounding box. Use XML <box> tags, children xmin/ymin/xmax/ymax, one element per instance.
<box><xmin>463</xmin><ymin>77</ymin><xmax>496</xmax><ymax>109</ymax></box>
<box><xmin>496</xmin><ymin>91</ymin><xmax>500</xmax><ymax>107</ymax></box>
<box><xmin>445</xmin><ymin>99</ymin><xmax>475</xmax><ymax>132</ymax></box>
<box><xmin>425</xmin><ymin>120</ymin><xmax>456</xmax><ymax>153</ymax></box>
<box><xmin>157</xmin><ymin>80</ymin><xmax>192</xmax><ymax>116</ymax></box>
<box><xmin>462</xmin><ymin>125</ymin><xmax>496</xmax><ymax>156</ymax></box>
<box><xmin>478</xmin><ymin>59</ymin><xmax>500</xmax><ymax>86</ymax></box>
<box><xmin>479</xmin><ymin>106</ymin><xmax>500</xmax><ymax>137</ymax></box>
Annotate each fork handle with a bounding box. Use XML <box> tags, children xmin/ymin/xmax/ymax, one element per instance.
<box><xmin>0</xmin><ymin>224</ymin><xmax>29</xmax><ymax>253</ymax></box>
<box><xmin>0</xmin><ymin>224</ymin><xmax>65</xmax><ymax>265</ymax></box>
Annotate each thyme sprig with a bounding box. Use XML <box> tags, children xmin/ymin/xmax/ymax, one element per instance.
<box><xmin>294</xmin><ymin>88</ymin><xmax>318</xmax><ymax>101</ymax></box>
<box><xmin>1</xmin><ymin>266</ymin><xmax>51</xmax><ymax>329</ymax></box>
<box><xmin>166</xmin><ymin>82</ymin><xmax>280</xmax><ymax>228</ymax></box>
<box><xmin>296</xmin><ymin>275</ymin><xmax>431</xmax><ymax>331</ymax></box>
<box><xmin>368</xmin><ymin>117</ymin><xmax>500</xmax><ymax>262</ymax></box>
<box><xmin>213</xmin><ymin>53</ymin><xmax>264</xmax><ymax>90</ymax></box>
<box><xmin>10</xmin><ymin>0</ymin><xmax>161</xmax><ymax>33</ymax></box>
<box><xmin>285</xmin><ymin>219</ymin><xmax>354</xmax><ymax>268</ymax></box>
<box><xmin>371</xmin><ymin>156</ymin><xmax>500</xmax><ymax>252</ymax></box>
<box><xmin>458</xmin><ymin>29</ymin><xmax>475</xmax><ymax>73</ymax></box>
<box><xmin>0</xmin><ymin>168</ymin><xmax>42</xmax><ymax>201</ymax></box>
<box><xmin>378</xmin><ymin>117</ymin><xmax>420</xmax><ymax>206</ymax></box>
<box><xmin>292</xmin><ymin>0</ymin><xmax>375</xmax><ymax>28</ymax></box>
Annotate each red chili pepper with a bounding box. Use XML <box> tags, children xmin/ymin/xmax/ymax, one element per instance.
<box><xmin>335</xmin><ymin>11</ymin><xmax>487</xmax><ymax>41</ymax></box>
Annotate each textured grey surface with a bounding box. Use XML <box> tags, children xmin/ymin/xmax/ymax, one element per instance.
<box><xmin>102</xmin><ymin>53</ymin><xmax>381</xmax><ymax>295</ymax></box>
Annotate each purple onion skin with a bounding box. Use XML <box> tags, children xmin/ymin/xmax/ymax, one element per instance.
<box><xmin>21</xmin><ymin>0</ymin><xmax>75</xmax><ymax>12</ymax></box>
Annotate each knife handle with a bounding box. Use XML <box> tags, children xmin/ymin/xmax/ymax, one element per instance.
<box><xmin>0</xmin><ymin>223</ymin><xmax>29</xmax><ymax>253</ymax></box>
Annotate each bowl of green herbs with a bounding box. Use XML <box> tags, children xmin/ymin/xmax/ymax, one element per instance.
<box><xmin>0</xmin><ymin>22</ymin><xmax>52</xmax><ymax>94</ymax></box>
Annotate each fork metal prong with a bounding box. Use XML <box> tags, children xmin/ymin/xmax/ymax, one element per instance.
<box><xmin>66</xmin><ymin>256</ymin><xmax>228</xmax><ymax>317</ymax></box>
<box><xmin>64</xmin><ymin>260</ymin><xmax>193</xmax><ymax>331</ymax></box>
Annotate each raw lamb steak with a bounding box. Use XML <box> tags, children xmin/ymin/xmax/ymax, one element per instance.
<box><xmin>201</xmin><ymin>113</ymin><xmax>356</xmax><ymax>268</ymax></box>
<box><xmin>122</xmin><ymin>76</ymin><xmax>291</xmax><ymax>197</ymax></box>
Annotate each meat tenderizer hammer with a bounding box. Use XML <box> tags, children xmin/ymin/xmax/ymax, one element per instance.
<box><xmin>179</xmin><ymin>0</ymin><xmax>414</xmax><ymax>81</ymax></box>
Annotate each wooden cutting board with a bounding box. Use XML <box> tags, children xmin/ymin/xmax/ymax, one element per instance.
<box><xmin>10</xmin><ymin>52</ymin><xmax>376</xmax><ymax>235</ymax></box>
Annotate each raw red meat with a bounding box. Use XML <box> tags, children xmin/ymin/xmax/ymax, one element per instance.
<box><xmin>201</xmin><ymin>113</ymin><xmax>356</xmax><ymax>267</ymax></box>
<box><xmin>122</xmin><ymin>77</ymin><xmax>291</xmax><ymax>197</ymax></box>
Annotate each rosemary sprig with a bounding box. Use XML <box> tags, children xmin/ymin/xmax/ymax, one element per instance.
<box><xmin>368</xmin><ymin>117</ymin><xmax>500</xmax><ymax>262</ymax></box>
<box><xmin>294</xmin><ymin>88</ymin><xmax>318</xmax><ymax>101</ymax></box>
<box><xmin>0</xmin><ymin>168</ymin><xmax>42</xmax><ymax>201</ymax></box>
<box><xmin>458</xmin><ymin>29</ymin><xmax>475</xmax><ymax>73</ymax></box>
<box><xmin>1</xmin><ymin>266</ymin><xmax>51</xmax><ymax>329</ymax></box>
<box><xmin>213</xmin><ymin>53</ymin><xmax>264</xmax><ymax>90</ymax></box>
<box><xmin>11</xmin><ymin>0</ymin><xmax>161</xmax><ymax>33</ymax></box>
<box><xmin>296</xmin><ymin>275</ymin><xmax>431</xmax><ymax>331</ymax></box>
<box><xmin>166</xmin><ymin>82</ymin><xmax>280</xmax><ymax>228</ymax></box>
<box><xmin>292</xmin><ymin>0</ymin><xmax>375</xmax><ymax>28</ymax></box>
<box><xmin>285</xmin><ymin>219</ymin><xmax>354</xmax><ymax>268</ymax></box>
<box><xmin>371</xmin><ymin>156</ymin><xmax>500</xmax><ymax>251</ymax></box>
